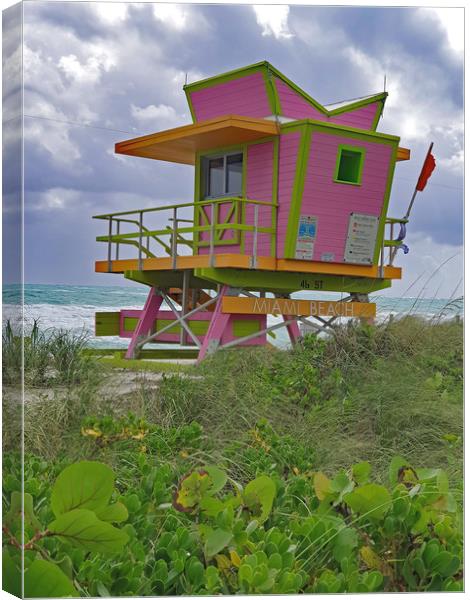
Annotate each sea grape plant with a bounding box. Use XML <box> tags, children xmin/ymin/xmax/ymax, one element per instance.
<box><xmin>2</xmin><ymin>453</ymin><xmax>462</xmax><ymax>596</ymax></box>
<box><xmin>3</xmin><ymin>461</ymin><xmax>129</xmax><ymax>597</ymax></box>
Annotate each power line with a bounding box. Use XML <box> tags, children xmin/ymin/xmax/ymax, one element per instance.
<box><xmin>23</xmin><ymin>113</ymin><xmax>143</xmax><ymax>135</ymax></box>
<box><xmin>18</xmin><ymin>114</ymin><xmax>465</xmax><ymax>192</ymax></box>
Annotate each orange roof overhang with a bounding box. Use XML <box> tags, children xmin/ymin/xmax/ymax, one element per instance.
<box><xmin>115</xmin><ymin>115</ymin><xmax>280</xmax><ymax>165</ymax></box>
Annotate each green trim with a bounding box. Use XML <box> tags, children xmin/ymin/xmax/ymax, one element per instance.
<box><xmin>196</xmin><ymin>145</ymin><xmax>245</xmax><ymax>248</ymax></box>
<box><xmin>195</xmin><ymin>200</ymin><xmax>241</xmax><ymax>247</ymax></box>
<box><xmin>284</xmin><ymin>126</ymin><xmax>312</xmax><ymax>258</ymax></box>
<box><xmin>184</xmin><ymin>88</ymin><xmax>197</xmax><ymax>123</ymax></box>
<box><xmin>271</xmin><ymin>136</ymin><xmax>279</xmax><ymax>257</ymax></box>
<box><xmin>333</xmin><ymin>144</ymin><xmax>366</xmax><ymax>186</ymax></box>
<box><xmin>371</xmin><ymin>99</ymin><xmax>385</xmax><ymax>131</ymax></box>
<box><xmin>281</xmin><ymin>119</ymin><xmax>400</xmax><ymax>143</ymax></box>
<box><xmin>267</xmin><ymin>63</ymin><xmax>387</xmax><ymax>118</ymax></box>
<box><xmin>193</xmin><ymin>154</ymin><xmax>202</xmax><ymax>251</ymax></box>
<box><xmin>373</xmin><ymin>145</ymin><xmax>398</xmax><ymax>263</ymax></box>
<box><xmin>184</xmin><ymin>61</ymin><xmax>387</xmax><ymax>128</ymax></box>
<box><xmin>195</xmin><ymin>267</ymin><xmax>393</xmax><ymax>294</ymax></box>
<box><xmin>269</xmin><ymin>66</ymin><xmax>327</xmax><ymax>115</ymax></box>
<box><xmin>326</xmin><ymin>93</ymin><xmax>388</xmax><ymax>116</ymax></box>
<box><xmin>241</xmin><ymin>145</ymin><xmax>248</xmax><ymax>253</ymax></box>
<box><xmin>264</xmin><ymin>67</ymin><xmax>282</xmax><ymax>115</ymax></box>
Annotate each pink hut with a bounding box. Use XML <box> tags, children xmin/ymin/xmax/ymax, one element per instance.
<box><xmin>94</xmin><ymin>61</ymin><xmax>411</xmax><ymax>360</ymax></box>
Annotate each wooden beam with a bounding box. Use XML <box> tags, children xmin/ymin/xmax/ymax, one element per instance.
<box><xmin>397</xmin><ymin>147</ymin><xmax>411</xmax><ymax>161</ymax></box>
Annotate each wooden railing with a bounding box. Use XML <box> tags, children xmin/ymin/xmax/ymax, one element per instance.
<box><xmin>93</xmin><ymin>197</ymin><xmax>277</xmax><ymax>271</ymax></box>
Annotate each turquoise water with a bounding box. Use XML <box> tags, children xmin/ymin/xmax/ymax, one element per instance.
<box><xmin>3</xmin><ymin>284</ymin><xmax>463</xmax><ymax>349</ymax></box>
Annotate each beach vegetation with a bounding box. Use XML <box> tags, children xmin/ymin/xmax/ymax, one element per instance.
<box><xmin>2</xmin><ymin>316</ymin><xmax>463</xmax><ymax>594</ymax></box>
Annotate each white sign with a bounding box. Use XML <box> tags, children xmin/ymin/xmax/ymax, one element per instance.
<box><xmin>344</xmin><ymin>213</ymin><xmax>379</xmax><ymax>265</ymax></box>
<box><xmin>295</xmin><ymin>215</ymin><xmax>317</xmax><ymax>260</ymax></box>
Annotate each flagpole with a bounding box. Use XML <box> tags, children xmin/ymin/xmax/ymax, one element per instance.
<box><xmin>403</xmin><ymin>142</ymin><xmax>434</xmax><ymax>220</ymax></box>
<box><xmin>390</xmin><ymin>142</ymin><xmax>434</xmax><ymax>263</ymax></box>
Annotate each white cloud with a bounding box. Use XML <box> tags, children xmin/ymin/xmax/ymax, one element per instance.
<box><xmin>420</xmin><ymin>8</ymin><xmax>464</xmax><ymax>55</ymax></box>
<box><xmin>440</xmin><ymin>149</ymin><xmax>463</xmax><ymax>174</ymax></box>
<box><xmin>130</xmin><ymin>102</ymin><xmax>185</xmax><ymax>128</ymax></box>
<box><xmin>58</xmin><ymin>46</ymin><xmax>116</xmax><ymax>84</ymax></box>
<box><xmin>388</xmin><ymin>233</ymin><xmax>463</xmax><ymax>299</ymax></box>
<box><xmin>153</xmin><ymin>4</ymin><xmax>187</xmax><ymax>30</ymax></box>
<box><xmin>94</xmin><ymin>2</ymin><xmax>128</xmax><ymax>26</ymax></box>
<box><xmin>31</xmin><ymin>188</ymin><xmax>82</xmax><ymax>211</ymax></box>
<box><xmin>152</xmin><ymin>4</ymin><xmax>208</xmax><ymax>32</ymax></box>
<box><xmin>253</xmin><ymin>5</ymin><xmax>293</xmax><ymax>39</ymax></box>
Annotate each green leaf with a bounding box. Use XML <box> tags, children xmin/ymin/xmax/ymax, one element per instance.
<box><xmin>202</xmin><ymin>466</ymin><xmax>228</xmax><ymax>495</ymax></box>
<box><xmin>5</xmin><ymin>491</ymin><xmax>42</xmax><ymax>533</ymax></box>
<box><xmin>352</xmin><ymin>462</ymin><xmax>371</xmax><ymax>485</ymax></box>
<box><xmin>2</xmin><ymin>550</ymin><xmax>22</xmax><ymax>597</ymax></box>
<box><xmin>330</xmin><ymin>471</ymin><xmax>355</xmax><ymax>505</ymax></box>
<box><xmin>173</xmin><ymin>470</ymin><xmax>212</xmax><ymax>512</ymax></box>
<box><xmin>200</xmin><ymin>496</ymin><xmax>225</xmax><ymax>517</ymax></box>
<box><xmin>430</xmin><ymin>551</ymin><xmax>460</xmax><ymax>578</ymax></box>
<box><xmin>51</xmin><ymin>461</ymin><xmax>115</xmax><ymax>517</ymax></box>
<box><xmin>48</xmin><ymin>508</ymin><xmax>129</xmax><ymax>554</ymax></box>
<box><xmin>333</xmin><ymin>527</ymin><xmax>358</xmax><ymax>562</ymax></box>
<box><xmin>204</xmin><ymin>528</ymin><xmax>233</xmax><ymax>558</ymax></box>
<box><xmin>344</xmin><ymin>484</ymin><xmax>392</xmax><ymax>520</ymax></box>
<box><xmin>95</xmin><ymin>502</ymin><xmax>128</xmax><ymax>523</ymax></box>
<box><xmin>243</xmin><ymin>475</ymin><xmax>276</xmax><ymax>523</ymax></box>
<box><xmin>363</xmin><ymin>570</ymin><xmax>383</xmax><ymax>591</ymax></box>
<box><xmin>313</xmin><ymin>472</ymin><xmax>331</xmax><ymax>500</ymax></box>
<box><xmin>24</xmin><ymin>559</ymin><xmax>76</xmax><ymax>598</ymax></box>
<box><xmin>186</xmin><ymin>559</ymin><xmax>205</xmax><ymax>586</ymax></box>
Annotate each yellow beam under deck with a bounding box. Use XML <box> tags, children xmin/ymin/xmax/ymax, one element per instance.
<box><xmin>396</xmin><ymin>147</ymin><xmax>411</xmax><ymax>161</ymax></box>
<box><xmin>95</xmin><ymin>254</ymin><xmax>401</xmax><ymax>280</ymax></box>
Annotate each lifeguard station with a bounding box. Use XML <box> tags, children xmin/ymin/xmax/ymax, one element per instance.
<box><xmin>94</xmin><ymin>61</ymin><xmax>411</xmax><ymax>361</ymax></box>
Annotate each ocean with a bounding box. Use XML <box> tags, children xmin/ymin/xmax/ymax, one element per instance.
<box><xmin>2</xmin><ymin>284</ymin><xmax>463</xmax><ymax>349</ymax></box>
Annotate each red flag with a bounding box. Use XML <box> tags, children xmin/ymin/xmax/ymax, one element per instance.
<box><xmin>416</xmin><ymin>145</ymin><xmax>436</xmax><ymax>191</ymax></box>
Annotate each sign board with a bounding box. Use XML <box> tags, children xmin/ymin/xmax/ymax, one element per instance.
<box><xmin>344</xmin><ymin>213</ymin><xmax>379</xmax><ymax>265</ymax></box>
<box><xmin>295</xmin><ymin>215</ymin><xmax>317</xmax><ymax>260</ymax></box>
<box><xmin>222</xmin><ymin>297</ymin><xmax>376</xmax><ymax>318</ymax></box>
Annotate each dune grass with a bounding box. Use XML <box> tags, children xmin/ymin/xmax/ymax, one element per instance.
<box><xmin>2</xmin><ymin>319</ymin><xmax>99</xmax><ymax>387</ymax></box>
<box><xmin>5</xmin><ymin>316</ymin><xmax>462</xmax><ymax>492</ymax></box>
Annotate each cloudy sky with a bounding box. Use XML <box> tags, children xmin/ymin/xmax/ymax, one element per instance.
<box><xmin>3</xmin><ymin>1</ymin><xmax>464</xmax><ymax>297</ymax></box>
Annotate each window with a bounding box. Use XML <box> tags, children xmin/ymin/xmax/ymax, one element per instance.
<box><xmin>334</xmin><ymin>145</ymin><xmax>365</xmax><ymax>185</ymax></box>
<box><xmin>204</xmin><ymin>152</ymin><xmax>243</xmax><ymax>198</ymax></box>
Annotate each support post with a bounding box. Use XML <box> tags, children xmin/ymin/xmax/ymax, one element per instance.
<box><xmin>171</xmin><ymin>207</ymin><xmax>178</xmax><ymax>270</ymax></box>
<box><xmin>107</xmin><ymin>218</ymin><xmax>113</xmax><ymax>272</ymax></box>
<box><xmin>278</xmin><ymin>294</ymin><xmax>301</xmax><ymax>346</ymax></box>
<box><xmin>197</xmin><ymin>285</ymin><xmax>231</xmax><ymax>362</ymax></box>
<box><xmin>281</xmin><ymin>315</ymin><xmax>302</xmax><ymax>345</ymax></box>
<box><xmin>138</xmin><ymin>211</ymin><xmax>143</xmax><ymax>271</ymax></box>
<box><xmin>209</xmin><ymin>202</ymin><xmax>215</xmax><ymax>267</ymax></box>
<box><xmin>180</xmin><ymin>270</ymin><xmax>189</xmax><ymax>345</ymax></box>
<box><xmin>125</xmin><ymin>287</ymin><xmax>163</xmax><ymax>359</ymax></box>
